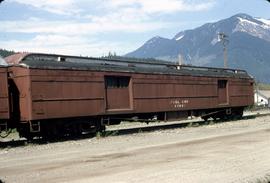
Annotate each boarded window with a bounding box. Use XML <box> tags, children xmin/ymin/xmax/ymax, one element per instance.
<box><xmin>105</xmin><ymin>76</ymin><xmax>130</xmax><ymax>88</ymax></box>
<box><xmin>218</xmin><ymin>80</ymin><xmax>228</xmax><ymax>104</ymax></box>
<box><xmin>218</xmin><ymin>80</ymin><xmax>227</xmax><ymax>89</ymax></box>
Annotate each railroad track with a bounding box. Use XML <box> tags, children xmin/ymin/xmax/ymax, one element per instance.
<box><xmin>0</xmin><ymin>111</ymin><xmax>269</xmax><ymax>148</ymax></box>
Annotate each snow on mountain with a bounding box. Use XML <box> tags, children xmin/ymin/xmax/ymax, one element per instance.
<box><xmin>126</xmin><ymin>13</ymin><xmax>270</xmax><ymax>83</ymax></box>
<box><xmin>175</xmin><ymin>35</ymin><xmax>184</xmax><ymax>41</ymax></box>
<box><xmin>211</xmin><ymin>36</ymin><xmax>219</xmax><ymax>45</ymax></box>
<box><xmin>256</xmin><ymin>18</ymin><xmax>270</xmax><ymax>26</ymax></box>
<box><xmin>175</xmin><ymin>32</ymin><xmax>185</xmax><ymax>41</ymax></box>
<box><xmin>233</xmin><ymin>15</ymin><xmax>270</xmax><ymax>41</ymax></box>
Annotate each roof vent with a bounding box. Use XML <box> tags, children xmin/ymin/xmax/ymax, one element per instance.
<box><xmin>57</xmin><ymin>57</ymin><xmax>66</xmax><ymax>62</ymax></box>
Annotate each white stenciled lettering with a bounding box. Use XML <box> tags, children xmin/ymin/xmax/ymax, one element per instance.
<box><xmin>170</xmin><ymin>99</ymin><xmax>189</xmax><ymax>108</ymax></box>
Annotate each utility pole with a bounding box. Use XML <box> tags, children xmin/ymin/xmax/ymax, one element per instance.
<box><xmin>218</xmin><ymin>33</ymin><xmax>229</xmax><ymax>68</ymax></box>
<box><xmin>177</xmin><ymin>53</ymin><xmax>185</xmax><ymax>70</ymax></box>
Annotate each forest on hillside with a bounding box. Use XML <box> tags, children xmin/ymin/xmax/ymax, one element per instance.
<box><xmin>0</xmin><ymin>49</ymin><xmax>15</xmax><ymax>57</ymax></box>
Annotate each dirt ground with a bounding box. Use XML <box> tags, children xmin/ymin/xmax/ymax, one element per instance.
<box><xmin>1</xmin><ymin>110</ymin><xmax>270</xmax><ymax>183</ymax></box>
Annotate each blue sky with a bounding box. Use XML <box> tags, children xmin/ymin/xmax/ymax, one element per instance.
<box><xmin>0</xmin><ymin>0</ymin><xmax>270</xmax><ymax>56</ymax></box>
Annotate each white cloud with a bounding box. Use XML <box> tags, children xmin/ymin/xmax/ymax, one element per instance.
<box><xmin>0</xmin><ymin>34</ymin><xmax>139</xmax><ymax>56</ymax></box>
<box><xmin>10</xmin><ymin>0</ymin><xmax>215</xmax><ymax>15</ymax></box>
<box><xmin>10</xmin><ymin>0</ymin><xmax>80</xmax><ymax>15</ymax></box>
<box><xmin>2</xmin><ymin>0</ymin><xmax>216</xmax><ymax>55</ymax></box>
<box><xmin>105</xmin><ymin>0</ymin><xmax>215</xmax><ymax>14</ymax></box>
<box><xmin>0</xmin><ymin>18</ymin><xmax>170</xmax><ymax>35</ymax></box>
<box><xmin>5</xmin><ymin>0</ymin><xmax>215</xmax><ymax>34</ymax></box>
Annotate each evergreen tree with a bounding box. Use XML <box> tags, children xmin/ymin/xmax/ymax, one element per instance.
<box><xmin>0</xmin><ymin>49</ymin><xmax>15</xmax><ymax>57</ymax></box>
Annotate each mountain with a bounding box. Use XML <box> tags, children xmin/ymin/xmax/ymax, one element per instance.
<box><xmin>126</xmin><ymin>13</ymin><xmax>270</xmax><ymax>83</ymax></box>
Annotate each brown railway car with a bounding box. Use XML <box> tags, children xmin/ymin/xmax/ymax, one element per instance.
<box><xmin>0</xmin><ymin>66</ymin><xmax>10</xmax><ymax>133</ymax></box>
<box><xmin>5</xmin><ymin>53</ymin><xmax>254</xmax><ymax>139</ymax></box>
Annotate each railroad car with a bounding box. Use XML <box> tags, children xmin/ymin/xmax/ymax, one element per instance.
<box><xmin>1</xmin><ymin>53</ymin><xmax>254</xmax><ymax>139</ymax></box>
<box><xmin>0</xmin><ymin>66</ymin><xmax>10</xmax><ymax>136</ymax></box>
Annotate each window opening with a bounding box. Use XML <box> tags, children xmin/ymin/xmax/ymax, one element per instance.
<box><xmin>105</xmin><ymin>76</ymin><xmax>130</xmax><ymax>88</ymax></box>
<box><xmin>218</xmin><ymin>80</ymin><xmax>227</xmax><ymax>89</ymax></box>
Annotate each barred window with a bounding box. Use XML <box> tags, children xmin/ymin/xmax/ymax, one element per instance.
<box><xmin>105</xmin><ymin>76</ymin><xmax>130</xmax><ymax>88</ymax></box>
<box><xmin>218</xmin><ymin>80</ymin><xmax>227</xmax><ymax>88</ymax></box>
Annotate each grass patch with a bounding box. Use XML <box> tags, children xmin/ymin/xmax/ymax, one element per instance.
<box><xmin>254</xmin><ymin>174</ymin><xmax>270</xmax><ymax>183</ymax></box>
<box><xmin>96</xmin><ymin>130</ymin><xmax>119</xmax><ymax>138</ymax></box>
<box><xmin>257</xmin><ymin>83</ymin><xmax>270</xmax><ymax>90</ymax></box>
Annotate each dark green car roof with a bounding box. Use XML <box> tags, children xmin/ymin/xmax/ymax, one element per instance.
<box><xmin>8</xmin><ymin>53</ymin><xmax>253</xmax><ymax>79</ymax></box>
